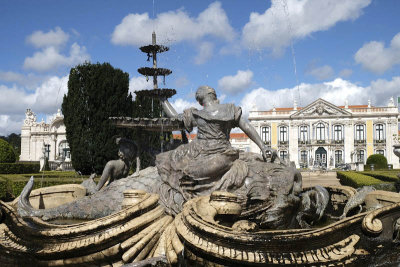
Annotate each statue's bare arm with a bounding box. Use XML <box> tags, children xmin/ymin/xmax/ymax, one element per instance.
<box><xmin>95</xmin><ymin>163</ymin><xmax>114</xmax><ymax>191</ymax></box>
<box><xmin>238</xmin><ymin>117</ymin><xmax>277</xmax><ymax>162</ymax></box>
<box><xmin>161</xmin><ymin>99</ymin><xmax>178</xmax><ymax>118</ymax></box>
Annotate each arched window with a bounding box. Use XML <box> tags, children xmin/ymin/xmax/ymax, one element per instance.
<box><xmin>335</xmin><ymin>150</ymin><xmax>343</xmax><ymax>165</ymax></box>
<box><xmin>279</xmin><ymin>126</ymin><xmax>288</xmax><ymax>142</ymax></box>
<box><xmin>261</xmin><ymin>126</ymin><xmax>270</xmax><ymax>144</ymax></box>
<box><xmin>316</xmin><ymin>123</ymin><xmax>325</xmax><ymax>141</ymax></box>
<box><xmin>355</xmin><ymin>124</ymin><xmax>365</xmax><ymax>141</ymax></box>
<box><xmin>333</xmin><ymin>125</ymin><xmax>343</xmax><ymax>141</ymax></box>
<box><xmin>299</xmin><ymin>125</ymin><xmax>308</xmax><ymax>142</ymax></box>
<box><xmin>300</xmin><ymin>150</ymin><xmax>308</xmax><ymax>163</ymax></box>
<box><xmin>58</xmin><ymin>141</ymin><xmax>71</xmax><ymax>160</ymax></box>
<box><xmin>357</xmin><ymin>150</ymin><xmax>365</xmax><ymax>163</ymax></box>
<box><xmin>375</xmin><ymin>124</ymin><xmax>384</xmax><ymax>141</ymax></box>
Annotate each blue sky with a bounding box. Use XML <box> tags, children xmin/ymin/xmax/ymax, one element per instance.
<box><xmin>1</xmin><ymin>0</ymin><xmax>400</xmax><ymax>135</ymax></box>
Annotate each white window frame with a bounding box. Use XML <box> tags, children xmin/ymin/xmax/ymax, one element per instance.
<box><xmin>279</xmin><ymin>126</ymin><xmax>288</xmax><ymax>142</ymax></box>
<box><xmin>261</xmin><ymin>126</ymin><xmax>270</xmax><ymax>143</ymax></box>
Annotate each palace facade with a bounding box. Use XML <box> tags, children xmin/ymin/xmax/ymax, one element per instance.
<box><xmin>248</xmin><ymin>98</ymin><xmax>400</xmax><ymax>169</ymax></box>
<box><xmin>20</xmin><ymin>109</ymin><xmax>71</xmax><ymax>163</ymax></box>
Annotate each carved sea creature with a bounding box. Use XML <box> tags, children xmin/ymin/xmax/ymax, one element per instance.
<box><xmin>340</xmin><ymin>186</ymin><xmax>376</xmax><ymax>219</ymax></box>
<box><xmin>296</xmin><ymin>185</ymin><xmax>330</xmax><ymax>228</ymax></box>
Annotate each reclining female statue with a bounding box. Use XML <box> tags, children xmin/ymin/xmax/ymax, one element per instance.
<box><xmin>156</xmin><ymin>85</ymin><xmax>281</xmax><ymax>216</ymax></box>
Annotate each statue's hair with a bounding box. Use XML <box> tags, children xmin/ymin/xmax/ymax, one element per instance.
<box><xmin>116</xmin><ymin>137</ymin><xmax>138</xmax><ymax>161</ymax></box>
<box><xmin>195</xmin><ymin>85</ymin><xmax>217</xmax><ymax>102</ymax></box>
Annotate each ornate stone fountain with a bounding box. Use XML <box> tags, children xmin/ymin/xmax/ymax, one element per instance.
<box><xmin>1</xmin><ymin>33</ymin><xmax>400</xmax><ymax>266</ymax></box>
<box><xmin>110</xmin><ymin>32</ymin><xmax>184</xmax><ymax>136</ymax></box>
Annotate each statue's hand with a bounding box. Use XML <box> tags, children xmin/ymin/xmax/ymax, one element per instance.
<box><xmin>262</xmin><ymin>147</ymin><xmax>277</xmax><ymax>163</ymax></box>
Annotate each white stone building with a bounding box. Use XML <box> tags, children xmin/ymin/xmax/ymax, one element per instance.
<box><xmin>20</xmin><ymin>109</ymin><xmax>71</xmax><ymax>163</ymax></box>
<box><xmin>247</xmin><ymin>98</ymin><xmax>400</xmax><ymax>169</ymax></box>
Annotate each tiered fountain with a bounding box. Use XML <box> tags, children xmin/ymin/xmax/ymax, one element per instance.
<box><xmin>109</xmin><ymin>32</ymin><xmax>187</xmax><ymax>144</ymax></box>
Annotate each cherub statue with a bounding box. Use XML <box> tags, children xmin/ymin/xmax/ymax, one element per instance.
<box><xmin>95</xmin><ymin>138</ymin><xmax>138</xmax><ymax>191</ymax></box>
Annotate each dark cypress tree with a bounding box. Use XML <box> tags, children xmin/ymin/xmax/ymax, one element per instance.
<box><xmin>62</xmin><ymin>62</ymin><xmax>133</xmax><ymax>174</ymax></box>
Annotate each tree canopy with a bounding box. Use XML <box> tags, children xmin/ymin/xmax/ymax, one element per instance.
<box><xmin>0</xmin><ymin>139</ymin><xmax>16</xmax><ymax>163</ymax></box>
<box><xmin>0</xmin><ymin>133</ymin><xmax>20</xmax><ymax>160</ymax></box>
<box><xmin>62</xmin><ymin>62</ymin><xmax>133</xmax><ymax>174</ymax></box>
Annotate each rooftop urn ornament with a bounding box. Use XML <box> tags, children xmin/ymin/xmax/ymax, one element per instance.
<box><xmin>368</xmin><ymin>99</ymin><xmax>371</xmax><ymax>108</ymax></box>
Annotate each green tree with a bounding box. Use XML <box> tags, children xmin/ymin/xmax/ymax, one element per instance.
<box><xmin>0</xmin><ymin>139</ymin><xmax>16</xmax><ymax>163</ymax></box>
<box><xmin>62</xmin><ymin>62</ymin><xmax>133</xmax><ymax>174</ymax></box>
<box><xmin>0</xmin><ymin>133</ymin><xmax>21</xmax><ymax>160</ymax></box>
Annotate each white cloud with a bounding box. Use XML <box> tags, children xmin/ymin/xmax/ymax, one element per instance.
<box><xmin>129</xmin><ymin>76</ymin><xmax>153</xmax><ymax>98</ymax></box>
<box><xmin>242</xmin><ymin>0</ymin><xmax>371</xmax><ymax>55</ymax></box>
<box><xmin>218</xmin><ymin>70</ymin><xmax>253</xmax><ymax>94</ymax></box>
<box><xmin>24</xmin><ymin>43</ymin><xmax>90</xmax><ymax>72</ymax></box>
<box><xmin>339</xmin><ymin>68</ymin><xmax>353</xmax><ymax>78</ymax></box>
<box><xmin>240</xmin><ymin>77</ymin><xmax>400</xmax><ymax>117</ymax></box>
<box><xmin>0</xmin><ymin>115</ymin><xmax>24</xmax><ymax>136</ymax></box>
<box><xmin>0</xmin><ymin>75</ymin><xmax>68</xmax><ymax>116</ymax></box>
<box><xmin>355</xmin><ymin>32</ymin><xmax>400</xmax><ymax>74</ymax></box>
<box><xmin>111</xmin><ymin>1</ymin><xmax>235</xmax><ymax>46</ymax></box>
<box><xmin>26</xmin><ymin>27</ymin><xmax>69</xmax><ymax>48</ymax></box>
<box><xmin>306</xmin><ymin>65</ymin><xmax>334</xmax><ymax>80</ymax></box>
<box><xmin>194</xmin><ymin>42</ymin><xmax>214</xmax><ymax>65</ymax></box>
<box><xmin>170</xmin><ymin>98</ymin><xmax>201</xmax><ymax>114</ymax></box>
<box><xmin>0</xmin><ymin>75</ymin><xmax>68</xmax><ymax>135</ymax></box>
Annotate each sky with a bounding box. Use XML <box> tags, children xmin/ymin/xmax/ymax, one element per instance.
<box><xmin>1</xmin><ymin>0</ymin><xmax>400</xmax><ymax>135</ymax></box>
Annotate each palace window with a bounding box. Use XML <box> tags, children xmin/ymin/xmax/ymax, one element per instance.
<box><xmin>375</xmin><ymin>124</ymin><xmax>384</xmax><ymax>141</ymax></box>
<box><xmin>300</xmin><ymin>150</ymin><xmax>308</xmax><ymax>163</ymax></box>
<box><xmin>279</xmin><ymin>126</ymin><xmax>288</xmax><ymax>142</ymax></box>
<box><xmin>58</xmin><ymin>141</ymin><xmax>71</xmax><ymax>160</ymax></box>
<box><xmin>333</xmin><ymin>125</ymin><xmax>343</xmax><ymax>141</ymax></box>
<box><xmin>261</xmin><ymin>126</ymin><xmax>270</xmax><ymax>144</ymax></box>
<box><xmin>316</xmin><ymin>123</ymin><xmax>325</xmax><ymax>141</ymax></box>
<box><xmin>280</xmin><ymin>150</ymin><xmax>288</xmax><ymax>161</ymax></box>
<box><xmin>335</xmin><ymin>150</ymin><xmax>343</xmax><ymax>165</ymax></box>
<box><xmin>376</xmin><ymin>149</ymin><xmax>385</xmax><ymax>155</ymax></box>
<box><xmin>44</xmin><ymin>144</ymin><xmax>50</xmax><ymax>159</ymax></box>
<box><xmin>357</xmin><ymin>150</ymin><xmax>365</xmax><ymax>163</ymax></box>
<box><xmin>299</xmin><ymin>126</ymin><xmax>308</xmax><ymax>142</ymax></box>
<box><xmin>355</xmin><ymin>124</ymin><xmax>365</xmax><ymax>141</ymax></box>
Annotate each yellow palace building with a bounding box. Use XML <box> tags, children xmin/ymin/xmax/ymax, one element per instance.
<box><xmin>248</xmin><ymin>98</ymin><xmax>400</xmax><ymax>169</ymax></box>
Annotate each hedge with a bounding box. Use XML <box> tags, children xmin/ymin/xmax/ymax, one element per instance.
<box><xmin>361</xmin><ymin>171</ymin><xmax>399</xmax><ymax>182</ymax></box>
<box><xmin>337</xmin><ymin>171</ymin><xmax>394</xmax><ymax>190</ymax></box>
<box><xmin>0</xmin><ymin>171</ymin><xmax>91</xmax><ymax>200</ymax></box>
<box><xmin>0</xmin><ymin>163</ymin><xmax>40</xmax><ymax>174</ymax></box>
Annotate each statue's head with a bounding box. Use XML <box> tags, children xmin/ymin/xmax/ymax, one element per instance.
<box><xmin>116</xmin><ymin>138</ymin><xmax>137</xmax><ymax>161</ymax></box>
<box><xmin>195</xmin><ymin>85</ymin><xmax>218</xmax><ymax>105</ymax></box>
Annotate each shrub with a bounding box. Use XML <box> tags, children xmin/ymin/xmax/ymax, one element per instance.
<box><xmin>337</xmin><ymin>171</ymin><xmax>391</xmax><ymax>188</ymax></box>
<box><xmin>0</xmin><ymin>163</ymin><xmax>40</xmax><ymax>174</ymax></box>
<box><xmin>366</xmin><ymin>154</ymin><xmax>388</xmax><ymax>169</ymax></box>
<box><xmin>362</xmin><ymin>171</ymin><xmax>399</xmax><ymax>182</ymax></box>
<box><xmin>0</xmin><ymin>139</ymin><xmax>16</xmax><ymax>163</ymax></box>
